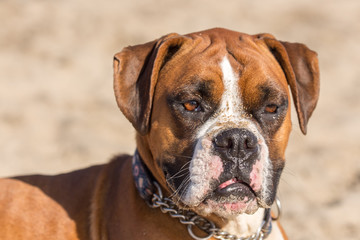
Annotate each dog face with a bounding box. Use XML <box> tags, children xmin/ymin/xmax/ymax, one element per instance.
<box><xmin>148</xmin><ymin>42</ymin><xmax>291</xmax><ymax>217</ymax></box>
<box><xmin>114</xmin><ymin>28</ymin><xmax>319</xmax><ymax>218</ymax></box>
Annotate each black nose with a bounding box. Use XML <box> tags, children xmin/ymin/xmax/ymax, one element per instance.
<box><xmin>213</xmin><ymin>128</ymin><xmax>259</xmax><ymax>161</ymax></box>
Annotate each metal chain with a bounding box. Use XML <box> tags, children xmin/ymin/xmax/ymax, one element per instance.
<box><xmin>148</xmin><ymin>181</ymin><xmax>274</xmax><ymax>240</ymax></box>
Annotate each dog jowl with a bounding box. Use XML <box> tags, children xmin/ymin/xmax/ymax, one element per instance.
<box><xmin>114</xmin><ymin>28</ymin><xmax>319</xmax><ymax>219</ymax></box>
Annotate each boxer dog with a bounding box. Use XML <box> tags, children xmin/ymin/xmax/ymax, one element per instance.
<box><xmin>0</xmin><ymin>28</ymin><xmax>319</xmax><ymax>240</ymax></box>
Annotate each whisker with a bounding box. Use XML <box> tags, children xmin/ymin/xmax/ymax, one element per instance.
<box><xmin>169</xmin><ymin>175</ymin><xmax>190</xmax><ymax>199</ymax></box>
<box><xmin>167</xmin><ymin>171</ymin><xmax>189</xmax><ymax>181</ymax></box>
<box><xmin>172</xmin><ymin>154</ymin><xmax>193</xmax><ymax>159</ymax></box>
<box><xmin>177</xmin><ymin>180</ymin><xmax>192</xmax><ymax>205</ymax></box>
<box><xmin>173</xmin><ymin>179</ymin><xmax>191</xmax><ymax>205</ymax></box>
<box><xmin>167</xmin><ymin>161</ymin><xmax>191</xmax><ymax>180</ymax></box>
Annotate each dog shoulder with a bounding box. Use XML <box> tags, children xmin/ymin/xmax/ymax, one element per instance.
<box><xmin>0</xmin><ymin>178</ymin><xmax>79</xmax><ymax>239</ymax></box>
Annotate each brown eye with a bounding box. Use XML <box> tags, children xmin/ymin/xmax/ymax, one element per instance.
<box><xmin>183</xmin><ymin>100</ymin><xmax>201</xmax><ymax>112</ymax></box>
<box><xmin>264</xmin><ymin>104</ymin><xmax>278</xmax><ymax>113</ymax></box>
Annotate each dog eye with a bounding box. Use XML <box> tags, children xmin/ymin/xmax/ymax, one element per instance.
<box><xmin>264</xmin><ymin>104</ymin><xmax>278</xmax><ymax>114</ymax></box>
<box><xmin>183</xmin><ymin>100</ymin><xmax>201</xmax><ymax>112</ymax></box>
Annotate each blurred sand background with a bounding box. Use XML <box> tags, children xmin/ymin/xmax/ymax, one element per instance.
<box><xmin>0</xmin><ymin>0</ymin><xmax>359</xmax><ymax>239</ymax></box>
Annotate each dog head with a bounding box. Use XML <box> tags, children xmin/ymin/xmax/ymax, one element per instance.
<box><xmin>113</xmin><ymin>28</ymin><xmax>319</xmax><ymax>217</ymax></box>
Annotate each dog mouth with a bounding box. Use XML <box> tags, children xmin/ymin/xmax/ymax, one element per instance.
<box><xmin>194</xmin><ymin>177</ymin><xmax>259</xmax><ymax>215</ymax></box>
<box><xmin>215</xmin><ymin>177</ymin><xmax>257</xmax><ymax>199</ymax></box>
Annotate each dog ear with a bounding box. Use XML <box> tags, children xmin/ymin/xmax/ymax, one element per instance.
<box><xmin>113</xmin><ymin>34</ymin><xmax>187</xmax><ymax>135</ymax></box>
<box><xmin>261</xmin><ymin>37</ymin><xmax>320</xmax><ymax>135</ymax></box>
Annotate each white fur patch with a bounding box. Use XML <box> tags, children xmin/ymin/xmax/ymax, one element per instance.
<box><xmin>219</xmin><ymin>55</ymin><xmax>242</xmax><ymax>117</ymax></box>
<box><xmin>182</xmin><ymin>138</ymin><xmax>223</xmax><ymax>205</ymax></box>
<box><xmin>223</xmin><ymin>208</ymin><xmax>264</xmax><ymax>237</ymax></box>
<box><xmin>197</xmin><ymin>57</ymin><xmax>242</xmax><ymax>138</ymax></box>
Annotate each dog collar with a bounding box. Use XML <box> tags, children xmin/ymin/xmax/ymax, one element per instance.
<box><xmin>132</xmin><ymin>150</ymin><xmax>277</xmax><ymax>240</ymax></box>
<box><xmin>132</xmin><ymin>150</ymin><xmax>155</xmax><ymax>201</ymax></box>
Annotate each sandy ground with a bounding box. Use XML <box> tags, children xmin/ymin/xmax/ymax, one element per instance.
<box><xmin>1</xmin><ymin>0</ymin><xmax>359</xmax><ymax>239</ymax></box>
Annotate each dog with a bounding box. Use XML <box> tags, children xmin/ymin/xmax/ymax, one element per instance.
<box><xmin>0</xmin><ymin>28</ymin><xmax>319</xmax><ymax>240</ymax></box>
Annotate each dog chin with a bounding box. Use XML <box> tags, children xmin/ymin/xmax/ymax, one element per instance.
<box><xmin>194</xmin><ymin>196</ymin><xmax>260</xmax><ymax>218</ymax></box>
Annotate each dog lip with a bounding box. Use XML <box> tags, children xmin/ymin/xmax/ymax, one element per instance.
<box><xmin>217</xmin><ymin>178</ymin><xmax>238</xmax><ymax>190</ymax></box>
<box><xmin>215</xmin><ymin>177</ymin><xmax>257</xmax><ymax>197</ymax></box>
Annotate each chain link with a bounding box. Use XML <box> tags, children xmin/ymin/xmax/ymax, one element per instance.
<box><xmin>148</xmin><ymin>181</ymin><xmax>272</xmax><ymax>240</ymax></box>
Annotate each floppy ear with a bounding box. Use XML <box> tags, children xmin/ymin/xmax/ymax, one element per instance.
<box><xmin>113</xmin><ymin>33</ymin><xmax>187</xmax><ymax>135</ymax></box>
<box><xmin>262</xmin><ymin>37</ymin><xmax>320</xmax><ymax>134</ymax></box>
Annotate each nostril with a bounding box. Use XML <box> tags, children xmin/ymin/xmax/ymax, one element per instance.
<box><xmin>214</xmin><ymin>135</ymin><xmax>233</xmax><ymax>149</ymax></box>
<box><xmin>245</xmin><ymin>135</ymin><xmax>257</xmax><ymax>149</ymax></box>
